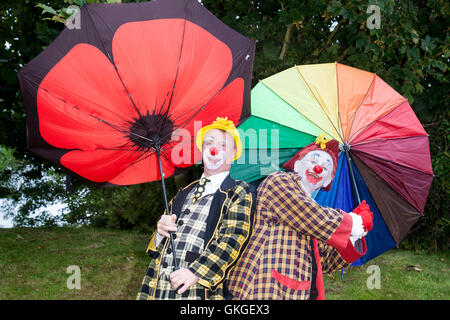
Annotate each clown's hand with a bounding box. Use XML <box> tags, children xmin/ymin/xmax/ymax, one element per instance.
<box><xmin>155</xmin><ymin>214</ymin><xmax>177</xmax><ymax>246</ymax></box>
<box><xmin>353</xmin><ymin>200</ymin><xmax>374</xmax><ymax>232</ymax></box>
<box><xmin>349</xmin><ymin>212</ymin><xmax>366</xmax><ymax>243</ymax></box>
<box><xmin>348</xmin><ymin>201</ymin><xmax>373</xmax><ymax>245</ymax></box>
<box><xmin>170</xmin><ymin>268</ymin><xmax>199</xmax><ymax>294</ymax></box>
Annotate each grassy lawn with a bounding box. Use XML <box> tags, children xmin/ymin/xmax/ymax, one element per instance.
<box><xmin>324</xmin><ymin>249</ymin><xmax>450</xmax><ymax>300</ymax></box>
<box><xmin>1</xmin><ymin>227</ymin><xmax>449</xmax><ymax>300</ymax></box>
<box><xmin>0</xmin><ymin>226</ymin><xmax>150</xmax><ymax>299</ymax></box>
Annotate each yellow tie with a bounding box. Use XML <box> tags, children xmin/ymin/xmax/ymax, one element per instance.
<box><xmin>192</xmin><ymin>177</ymin><xmax>210</xmax><ymax>202</ymax></box>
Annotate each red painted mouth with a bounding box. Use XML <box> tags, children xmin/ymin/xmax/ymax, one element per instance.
<box><xmin>305</xmin><ymin>169</ymin><xmax>323</xmax><ymax>185</ymax></box>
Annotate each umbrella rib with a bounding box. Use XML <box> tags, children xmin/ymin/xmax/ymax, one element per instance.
<box><xmin>33</xmin><ymin>80</ymin><xmax>156</xmax><ymax>146</ymax></box>
<box><xmin>351</xmin><ymin>134</ymin><xmax>430</xmax><ymax>149</ymax></box>
<box><xmin>153</xmin><ymin>13</ymin><xmax>189</xmax><ymax>143</ymax></box>
<box><xmin>97</xmin><ymin>147</ymin><xmax>139</xmax><ymax>152</ymax></box>
<box><xmin>350</xmin><ymin>147</ymin><xmax>433</xmax><ymax>176</ymax></box>
<box><xmin>296</xmin><ymin>67</ymin><xmax>343</xmax><ymax>142</ymax></box>
<box><xmin>348</xmin><ymin>99</ymin><xmax>408</xmax><ymax>144</ymax></box>
<box><xmin>168</xmin><ymin>41</ymin><xmax>256</xmax><ymax>133</ymax></box>
<box><xmin>24</xmin><ymin>75</ymin><xmax>131</xmax><ymax>127</ymax></box>
<box><xmin>94</xmin><ymin>116</ymin><xmax>155</xmax><ymax>144</ymax></box>
<box><xmin>345</xmin><ymin>73</ymin><xmax>377</xmax><ymax>143</ymax></box>
<box><xmin>259</xmin><ymin>82</ymin><xmax>337</xmax><ymax>141</ymax></box>
<box><xmin>83</xmin><ymin>6</ymin><xmax>156</xmax><ymax>147</ymax></box>
<box><xmin>127</xmin><ymin>148</ymin><xmax>158</xmax><ymax>167</ymax></box>
<box><xmin>159</xmin><ymin>104</ymin><xmax>206</xmax><ymax>142</ymax></box>
<box><xmin>335</xmin><ymin>63</ymin><xmax>345</xmax><ymax>140</ymax></box>
<box><xmin>161</xmin><ymin>69</ymin><xmax>238</xmax><ymax>142</ymax></box>
<box><xmin>164</xmin><ymin>16</ymin><xmax>188</xmax><ymax>117</ymax></box>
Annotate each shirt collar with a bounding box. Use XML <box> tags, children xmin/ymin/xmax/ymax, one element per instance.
<box><xmin>201</xmin><ymin>171</ymin><xmax>229</xmax><ymax>186</ymax></box>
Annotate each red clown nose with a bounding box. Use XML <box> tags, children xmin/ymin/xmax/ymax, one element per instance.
<box><xmin>209</xmin><ymin>147</ymin><xmax>218</xmax><ymax>156</ymax></box>
<box><xmin>313</xmin><ymin>165</ymin><xmax>323</xmax><ymax>174</ymax></box>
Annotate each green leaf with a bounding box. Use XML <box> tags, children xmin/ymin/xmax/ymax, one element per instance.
<box><xmin>421</xmin><ymin>35</ymin><xmax>436</xmax><ymax>52</ymax></box>
<box><xmin>415</xmin><ymin>83</ymin><xmax>424</xmax><ymax>94</ymax></box>
<box><xmin>36</xmin><ymin>3</ymin><xmax>58</xmax><ymax>16</ymax></box>
<box><xmin>73</xmin><ymin>0</ymin><xmax>85</xmax><ymax>6</ymax></box>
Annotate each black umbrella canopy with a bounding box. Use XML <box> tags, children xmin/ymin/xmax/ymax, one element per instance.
<box><xmin>18</xmin><ymin>0</ymin><xmax>255</xmax><ymax>186</ymax></box>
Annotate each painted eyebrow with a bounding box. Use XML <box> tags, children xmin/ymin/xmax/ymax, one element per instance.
<box><xmin>204</xmin><ymin>136</ymin><xmax>227</xmax><ymax>144</ymax></box>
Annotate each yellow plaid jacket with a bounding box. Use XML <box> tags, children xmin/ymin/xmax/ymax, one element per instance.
<box><xmin>137</xmin><ymin>175</ymin><xmax>255</xmax><ymax>300</ymax></box>
<box><xmin>227</xmin><ymin>171</ymin><xmax>365</xmax><ymax>300</ymax></box>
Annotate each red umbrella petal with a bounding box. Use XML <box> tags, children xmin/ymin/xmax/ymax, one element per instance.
<box><xmin>112</xmin><ymin>19</ymin><xmax>232</xmax><ymax>118</ymax></box>
<box><xmin>168</xmin><ymin>77</ymin><xmax>244</xmax><ymax>167</ymax></box>
<box><xmin>37</xmin><ymin>43</ymin><xmax>137</xmax><ymax>150</ymax></box>
<box><xmin>347</xmin><ymin>75</ymin><xmax>407</xmax><ymax>142</ymax></box>
<box><xmin>61</xmin><ymin>149</ymin><xmax>140</xmax><ymax>183</ymax></box>
<box><xmin>109</xmin><ymin>154</ymin><xmax>175</xmax><ymax>186</ymax></box>
<box><xmin>351</xmin><ymin>101</ymin><xmax>427</xmax><ymax>144</ymax></box>
<box><xmin>352</xmin><ymin>135</ymin><xmax>433</xmax><ymax>175</ymax></box>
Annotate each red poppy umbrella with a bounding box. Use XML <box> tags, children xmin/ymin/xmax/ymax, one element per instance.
<box><xmin>18</xmin><ymin>0</ymin><xmax>255</xmax><ymax>268</ymax></box>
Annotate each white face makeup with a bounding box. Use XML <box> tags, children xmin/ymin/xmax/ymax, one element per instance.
<box><xmin>202</xmin><ymin>129</ymin><xmax>236</xmax><ymax>176</ymax></box>
<box><xmin>203</xmin><ymin>148</ymin><xmax>226</xmax><ymax>170</ymax></box>
<box><xmin>294</xmin><ymin>150</ymin><xmax>334</xmax><ymax>195</ymax></box>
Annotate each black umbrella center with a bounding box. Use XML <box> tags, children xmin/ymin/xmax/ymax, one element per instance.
<box><xmin>128</xmin><ymin>113</ymin><xmax>174</xmax><ymax>151</ymax></box>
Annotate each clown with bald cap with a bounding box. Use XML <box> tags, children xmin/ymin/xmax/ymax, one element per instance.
<box><xmin>227</xmin><ymin>134</ymin><xmax>373</xmax><ymax>300</ymax></box>
<box><xmin>138</xmin><ymin>117</ymin><xmax>255</xmax><ymax>300</ymax></box>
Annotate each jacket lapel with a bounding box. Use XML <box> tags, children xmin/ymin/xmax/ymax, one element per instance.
<box><xmin>172</xmin><ymin>179</ymin><xmax>198</xmax><ymax>220</ymax></box>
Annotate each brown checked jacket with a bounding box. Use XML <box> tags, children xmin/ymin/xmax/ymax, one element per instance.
<box><xmin>227</xmin><ymin>171</ymin><xmax>366</xmax><ymax>300</ymax></box>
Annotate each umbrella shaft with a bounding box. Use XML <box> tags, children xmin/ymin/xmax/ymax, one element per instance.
<box><xmin>156</xmin><ymin>150</ymin><xmax>180</xmax><ymax>270</ymax></box>
<box><xmin>344</xmin><ymin>150</ymin><xmax>361</xmax><ymax>205</ymax></box>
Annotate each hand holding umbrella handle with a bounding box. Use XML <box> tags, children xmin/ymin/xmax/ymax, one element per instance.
<box><xmin>156</xmin><ymin>149</ymin><xmax>180</xmax><ymax>270</ymax></box>
<box><xmin>353</xmin><ymin>200</ymin><xmax>374</xmax><ymax>232</ymax></box>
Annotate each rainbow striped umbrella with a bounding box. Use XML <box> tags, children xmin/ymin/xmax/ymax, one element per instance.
<box><xmin>230</xmin><ymin>63</ymin><xmax>433</xmax><ymax>262</ymax></box>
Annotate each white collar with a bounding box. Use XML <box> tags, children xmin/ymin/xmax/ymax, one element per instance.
<box><xmin>199</xmin><ymin>171</ymin><xmax>229</xmax><ymax>196</ymax></box>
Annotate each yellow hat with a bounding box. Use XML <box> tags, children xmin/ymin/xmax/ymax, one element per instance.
<box><xmin>195</xmin><ymin>117</ymin><xmax>242</xmax><ymax>161</ymax></box>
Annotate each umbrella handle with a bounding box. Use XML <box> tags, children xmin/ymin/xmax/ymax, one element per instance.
<box><xmin>156</xmin><ymin>150</ymin><xmax>180</xmax><ymax>270</ymax></box>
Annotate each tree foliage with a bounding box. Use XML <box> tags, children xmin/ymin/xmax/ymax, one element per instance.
<box><xmin>0</xmin><ymin>0</ymin><xmax>448</xmax><ymax>249</ymax></box>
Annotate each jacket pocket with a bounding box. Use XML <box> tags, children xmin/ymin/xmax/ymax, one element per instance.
<box><xmin>271</xmin><ymin>269</ymin><xmax>310</xmax><ymax>291</ymax></box>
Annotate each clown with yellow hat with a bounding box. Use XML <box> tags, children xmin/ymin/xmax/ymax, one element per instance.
<box><xmin>138</xmin><ymin>116</ymin><xmax>255</xmax><ymax>301</ymax></box>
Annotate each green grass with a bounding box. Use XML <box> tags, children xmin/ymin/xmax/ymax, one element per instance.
<box><xmin>324</xmin><ymin>248</ymin><xmax>450</xmax><ymax>300</ymax></box>
<box><xmin>1</xmin><ymin>227</ymin><xmax>449</xmax><ymax>300</ymax></box>
<box><xmin>0</xmin><ymin>226</ymin><xmax>150</xmax><ymax>299</ymax></box>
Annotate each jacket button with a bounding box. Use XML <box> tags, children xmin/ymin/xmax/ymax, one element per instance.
<box><xmin>178</xmin><ymin>220</ymin><xmax>184</xmax><ymax>226</ymax></box>
<box><xmin>162</xmin><ymin>262</ymin><xmax>168</xmax><ymax>268</ymax></box>
<box><xmin>149</xmin><ymin>281</ymin><xmax>155</xmax><ymax>288</ymax></box>
<box><xmin>184</xmin><ymin>209</ymin><xmax>190</xmax><ymax>215</ymax></box>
